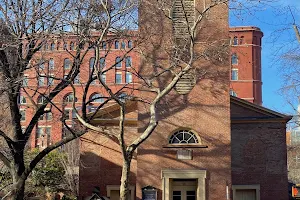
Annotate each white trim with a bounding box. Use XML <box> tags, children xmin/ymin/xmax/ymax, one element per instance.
<box><xmin>232</xmin><ymin>184</ymin><xmax>260</xmax><ymax>200</ymax></box>
<box><xmin>161</xmin><ymin>169</ymin><xmax>206</xmax><ymax>200</ymax></box>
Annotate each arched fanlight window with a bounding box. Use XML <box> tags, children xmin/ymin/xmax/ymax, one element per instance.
<box><xmin>231</xmin><ymin>53</ymin><xmax>238</xmax><ymax>65</ymax></box>
<box><xmin>90</xmin><ymin>93</ymin><xmax>104</xmax><ymax>103</ymax></box>
<box><xmin>37</xmin><ymin>96</ymin><xmax>47</xmax><ymax>104</ymax></box>
<box><xmin>169</xmin><ymin>130</ymin><xmax>199</xmax><ymax>144</ymax></box>
<box><xmin>64</xmin><ymin>93</ymin><xmax>77</xmax><ymax>103</ymax></box>
<box><xmin>233</xmin><ymin>36</ymin><xmax>238</xmax><ymax>45</ymax></box>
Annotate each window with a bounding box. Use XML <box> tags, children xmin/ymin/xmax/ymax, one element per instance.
<box><xmin>100</xmin><ymin>57</ymin><xmax>105</xmax><ymax>69</ymax></box>
<box><xmin>49</xmin><ymin>58</ymin><xmax>54</xmax><ymax>70</ymax></box>
<box><xmin>38</xmin><ymin>76</ymin><xmax>45</xmax><ymax>86</ymax></box>
<box><xmin>89</xmin><ymin>57</ymin><xmax>95</xmax><ymax>73</ymax></box>
<box><xmin>128</xmin><ymin>40</ymin><xmax>132</xmax><ymax>48</ymax></box>
<box><xmin>115</xmin><ymin>72</ymin><xmax>122</xmax><ymax>84</ymax></box>
<box><xmin>232</xmin><ymin>185</ymin><xmax>260</xmax><ymax>200</ymax></box>
<box><xmin>64</xmin><ymin>58</ymin><xmax>71</xmax><ymax>69</ymax></box>
<box><xmin>64</xmin><ymin>109</ymin><xmax>71</xmax><ymax>120</ymax></box>
<box><xmin>90</xmin><ymin>93</ymin><xmax>104</xmax><ymax>103</ymax></box>
<box><xmin>231</xmin><ymin>54</ymin><xmax>238</xmax><ymax>65</ymax></box>
<box><xmin>46</xmin><ymin>112</ymin><xmax>52</xmax><ymax>121</ymax></box>
<box><xmin>36</xmin><ymin>127</ymin><xmax>44</xmax><ymax>139</ymax></box>
<box><xmin>115</xmin><ymin>41</ymin><xmax>119</xmax><ymax>49</ymax></box>
<box><xmin>233</xmin><ymin>36</ymin><xmax>238</xmax><ymax>45</ymax></box>
<box><xmin>240</xmin><ymin>36</ymin><xmax>244</xmax><ymax>45</ymax></box>
<box><xmin>38</xmin><ymin>59</ymin><xmax>45</xmax><ymax>70</ymax></box>
<box><xmin>64</xmin><ymin>93</ymin><xmax>77</xmax><ymax>103</ymax></box>
<box><xmin>126</xmin><ymin>72</ymin><xmax>132</xmax><ymax>83</ymax></box>
<box><xmin>63</xmin><ymin>43</ymin><xmax>67</xmax><ymax>50</ymax></box>
<box><xmin>23</xmin><ymin>76</ymin><xmax>28</xmax><ymax>86</ymax></box>
<box><xmin>125</xmin><ymin>57</ymin><xmax>132</xmax><ymax>67</ymax></box>
<box><xmin>116</xmin><ymin>57</ymin><xmax>122</xmax><ymax>68</ymax></box>
<box><xmin>102</xmin><ymin>41</ymin><xmax>107</xmax><ymax>49</ymax></box>
<box><xmin>121</xmin><ymin>41</ymin><xmax>126</xmax><ymax>49</ymax></box>
<box><xmin>101</xmin><ymin>73</ymin><xmax>106</xmax><ymax>83</ymax></box>
<box><xmin>50</xmin><ymin>43</ymin><xmax>55</xmax><ymax>51</ymax></box>
<box><xmin>70</xmin><ymin>42</ymin><xmax>75</xmax><ymax>50</ymax></box>
<box><xmin>231</xmin><ymin>69</ymin><xmax>238</xmax><ymax>80</ymax></box>
<box><xmin>74</xmin><ymin>73</ymin><xmax>80</xmax><ymax>84</ymax></box>
<box><xmin>48</xmin><ymin>75</ymin><xmax>54</xmax><ymax>86</ymax></box>
<box><xmin>44</xmin><ymin>43</ymin><xmax>49</xmax><ymax>50</ymax></box>
<box><xmin>230</xmin><ymin>89</ymin><xmax>237</xmax><ymax>97</ymax></box>
<box><xmin>37</xmin><ymin>96</ymin><xmax>47</xmax><ymax>104</ymax></box>
<box><xmin>56</xmin><ymin>42</ymin><xmax>60</xmax><ymax>50</ymax></box>
<box><xmin>20</xmin><ymin>110</ymin><xmax>26</xmax><ymax>121</ymax></box>
<box><xmin>169</xmin><ymin>130</ymin><xmax>199</xmax><ymax>144</ymax></box>
<box><xmin>19</xmin><ymin>95</ymin><xmax>27</xmax><ymax>104</ymax></box>
<box><xmin>39</xmin><ymin>114</ymin><xmax>45</xmax><ymax>121</ymax></box>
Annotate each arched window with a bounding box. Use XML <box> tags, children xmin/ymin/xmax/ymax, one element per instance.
<box><xmin>90</xmin><ymin>93</ymin><xmax>104</xmax><ymax>103</ymax></box>
<box><xmin>116</xmin><ymin>57</ymin><xmax>122</xmax><ymax>68</ymax></box>
<box><xmin>64</xmin><ymin>93</ymin><xmax>77</xmax><ymax>103</ymax></box>
<box><xmin>37</xmin><ymin>96</ymin><xmax>47</xmax><ymax>104</ymax></box>
<box><xmin>63</xmin><ymin>43</ymin><xmax>67</xmax><ymax>50</ymax></box>
<box><xmin>44</xmin><ymin>43</ymin><xmax>49</xmax><ymax>50</ymax></box>
<box><xmin>240</xmin><ymin>36</ymin><xmax>244</xmax><ymax>45</ymax></box>
<box><xmin>231</xmin><ymin>53</ymin><xmax>238</xmax><ymax>65</ymax></box>
<box><xmin>49</xmin><ymin>58</ymin><xmax>54</xmax><ymax>70</ymax></box>
<box><xmin>100</xmin><ymin>57</ymin><xmax>105</xmax><ymax>69</ymax></box>
<box><xmin>121</xmin><ymin>41</ymin><xmax>126</xmax><ymax>49</ymax></box>
<box><xmin>233</xmin><ymin>36</ymin><xmax>238</xmax><ymax>45</ymax></box>
<box><xmin>89</xmin><ymin>57</ymin><xmax>95</xmax><ymax>72</ymax></box>
<box><xmin>230</xmin><ymin>89</ymin><xmax>237</xmax><ymax>97</ymax></box>
<box><xmin>102</xmin><ymin>41</ymin><xmax>107</xmax><ymax>49</ymax></box>
<box><xmin>56</xmin><ymin>42</ymin><xmax>60</xmax><ymax>50</ymax></box>
<box><xmin>115</xmin><ymin>41</ymin><xmax>119</xmax><ymax>49</ymax></box>
<box><xmin>70</xmin><ymin>42</ymin><xmax>75</xmax><ymax>50</ymax></box>
<box><xmin>50</xmin><ymin>43</ymin><xmax>55</xmax><ymax>51</ymax></box>
<box><xmin>64</xmin><ymin>58</ymin><xmax>71</xmax><ymax>69</ymax></box>
<box><xmin>128</xmin><ymin>40</ymin><xmax>132</xmax><ymax>48</ymax></box>
<box><xmin>169</xmin><ymin>130</ymin><xmax>199</xmax><ymax>144</ymax></box>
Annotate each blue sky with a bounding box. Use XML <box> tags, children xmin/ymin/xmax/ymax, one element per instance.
<box><xmin>230</xmin><ymin>0</ymin><xmax>300</xmax><ymax>115</ymax></box>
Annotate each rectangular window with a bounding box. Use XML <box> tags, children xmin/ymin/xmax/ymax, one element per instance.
<box><xmin>49</xmin><ymin>58</ymin><xmax>54</xmax><ymax>70</ymax></box>
<box><xmin>46</xmin><ymin>127</ymin><xmax>51</xmax><ymax>137</ymax></box>
<box><xmin>64</xmin><ymin>109</ymin><xmax>71</xmax><ymax>120</ymax></box>
<box><xmin>101</xmin><ymin>73</ymin><xmax>106</xmax><ymax>83</ymax></box>
<box><xmin>39</xmin><ymin>114</ymin><xmax>44</xmax><ymax>121</ymax></box>
<box><xmin>231</xmin><ymin>69</ymin><xmax>238</xmax><ymax>80</ymax></box>
<box><xmin>126</xmin><ymin>72</ymin><xmax>132</xmax><ymax>83</ymax></box>
<box><xmin>23</xmin><ymin>76</ymin><xmax>28</xmax><ymax>86</ymax></box>
<box><xmin>38</xmin><ymin>77</ymin><xmax>45</xmax><ymax>86</ymax></box>
<box><xmin>48</xmin><ymin>75</ymin><xmax>54</xmax><ymax>86</ymax></box>
<box><xmin>232</xmin><ymin>185</ymin><xmax>260</xmax><ymax>200</ymax></box>
<box><xmin>46</xmin><ymin>112</ymin><xmax>52</xmax><ymax>120</ymax></box>
<box><xmin>74</xmin><ymin>73</ymin><xmax>80</xmax><ymax>84</ymax></box>
<box><xmin>125</xmin><ymin>57</ymin><xmax>132</xmax><ymax>67</ymax></box>
<box><xmin>20</xmin><ymin>110</ymin><xmax>26</xmax><ymax>121</ymax></box>
<box><xmin>36</xmin><ymin>127</ymin><xmax>44</xmax><ymax>139</ymax></box>
<box><xmin>115</xmin><ymin>73</ymin><xmax>122</xmax><ymax>84</ymax></box>
<box><xmin>39</xmin><ymin>59</ymin><xmax>45</xmax><ymax>70</ymax></box>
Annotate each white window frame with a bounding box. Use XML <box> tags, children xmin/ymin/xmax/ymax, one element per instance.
<box><xmin>231</xmin><ymin>69</ymin><xmax>238</xmax><ymax>81</ymax></box>
<box><xmin>232</xmin><ymin>184</ymin><xmax>260</xmax><ymax>200</ymax></box>
<box><xmin>115</xmin><ymin>72</ymin><xmax>122</xmax><ymax>84</ymax></box>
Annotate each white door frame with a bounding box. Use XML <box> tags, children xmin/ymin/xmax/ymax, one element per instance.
<box><xmin>161</xmin><ymin>169</ymin><xmax>207</xmax><ymax>200</ymax></box>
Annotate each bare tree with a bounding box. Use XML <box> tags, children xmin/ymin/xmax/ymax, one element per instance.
<box><xmin>72</xmin><ymin>0</ymin><xmax>230</xmax><ymax>199</ymax></box>
<box><xmin>0</xmin><ymin>0</ymin><xmax>137</xmax><ymax>199</ymax></box>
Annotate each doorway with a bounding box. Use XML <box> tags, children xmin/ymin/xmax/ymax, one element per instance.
<box><xmin>171</xmin><ymin>179</ymin><xmax>197</xmax><ymax>200</ymax></box>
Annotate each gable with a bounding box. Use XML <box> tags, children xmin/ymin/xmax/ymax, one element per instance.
<box><xmin>230</xmin><ymin>96</ymin><xmax>291</xmax><ymax>123</ymax></box>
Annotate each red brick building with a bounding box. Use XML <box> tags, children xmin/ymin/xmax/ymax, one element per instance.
<box><xmin>19</xmin><ymin>1</ymin><xmax>290</xmax><ymax>200</ymax></box>
<box><xmin>229</xmin><ymin>27</ymin><xmax>263</xmax><ymax>105</ymax></box>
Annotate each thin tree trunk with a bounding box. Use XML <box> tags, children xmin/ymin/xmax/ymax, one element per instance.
<box><xmin>7</xmin><ymin>178</ymin><xmax>26</xmax><ymax>200</ymax></box>
<box><xmin>120</xmin><ymin>157</ymin><xmax>131</xmax><ymax>200</ymax></box>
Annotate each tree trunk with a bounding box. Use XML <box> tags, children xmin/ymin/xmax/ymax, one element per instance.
<box><xmin>120</xmin><ymin>157</ymin><xmax>131</xmax><ymax>200</ymax></box>
<box><xmin>6</xmin><ymin>178</ymin><xmax>25</xmax><ymax>200</ymax></box>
